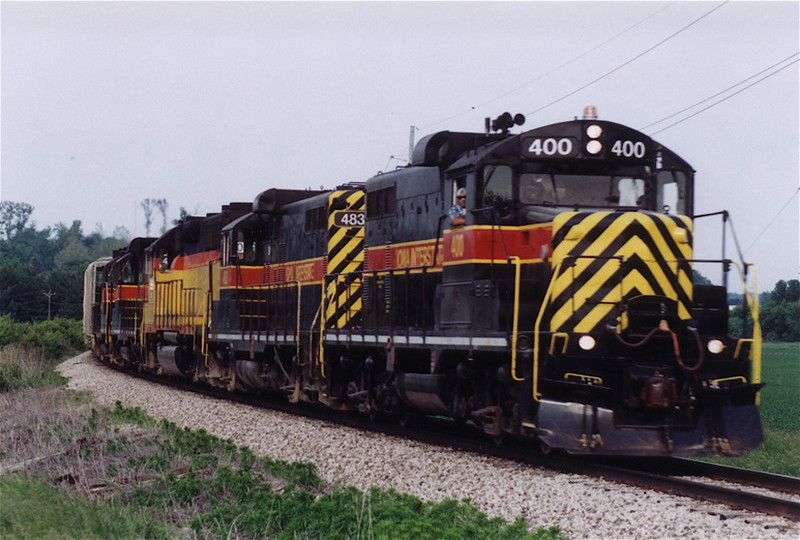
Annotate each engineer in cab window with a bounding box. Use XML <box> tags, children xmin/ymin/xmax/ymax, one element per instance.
<box><xmin>448</xmin><ymin>187</ymin><xmax>467</xmax><ymax>227</ymax></box>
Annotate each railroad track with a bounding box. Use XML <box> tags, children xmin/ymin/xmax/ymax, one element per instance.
<box><xmin>107</xmin><ymin>359</ymin><xmax>800</xmax><ymax>522</ymax></box>
<box><xmin>547</xmin><ymin>456</ymin><xmax>800</xmax><ymax>522</ymax></box>
<box><xmin>392</xmin><ymin>417</ymin><xmax>800</xmax><ymax>522</ymax></box>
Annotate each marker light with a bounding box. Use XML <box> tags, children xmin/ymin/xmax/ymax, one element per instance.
<box><xmin>586</xmin><ymin>124</ymin><xmax>603</xmax><ymax>138</ymax></box>
<box><xmin>707</xmin><ymin>339</ymin><xmax>725</xmax><ymax>354</ymax></box>
<box><xmin>586</xmin><ymin>140</ymin><xmax>603</xmax><ymax>155</ymax></box>
<box><xmin>578</xmin><ymin>335</ymin><xmax>597</xmax><ymax>351</ymax></box>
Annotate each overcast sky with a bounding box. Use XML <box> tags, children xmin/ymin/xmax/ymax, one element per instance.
<box><xmin>2</xmin><ymin>1</ymin><xmax>798</xmax><ymax>291</ymax></box>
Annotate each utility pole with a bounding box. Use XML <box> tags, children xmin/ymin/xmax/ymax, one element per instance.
<box><xmin>43</xmin><ymin>290</ymin><xmax>55</xmax><ymax>320</ymax></box>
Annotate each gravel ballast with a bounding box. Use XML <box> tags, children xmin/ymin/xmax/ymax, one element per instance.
<box><xmin>57</xmin><ymin>353</ymin><xmax>797</xmax><ymax>539</ymax></box>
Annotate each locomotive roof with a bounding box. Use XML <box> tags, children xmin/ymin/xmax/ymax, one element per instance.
<box><xmin>413</xmin><ymin>118</ymin><xmax>694</xmax><ymax>174</ymax></box>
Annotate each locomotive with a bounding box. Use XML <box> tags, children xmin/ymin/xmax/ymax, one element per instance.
<box><xmin>84</xmin><ymin>107</ymin><xmax>764</xmax><ymax>456</ymax></box>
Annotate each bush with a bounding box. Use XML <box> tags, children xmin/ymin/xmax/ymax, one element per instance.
<box><xmin>0</xmin><ymin>315</ymin><xmax>83</xmax><ymax>359</ymax></box>
<box><xmin>0</xmin><ymin>314</ymin><xmax>25</xmax><ymax>347</ymax></box>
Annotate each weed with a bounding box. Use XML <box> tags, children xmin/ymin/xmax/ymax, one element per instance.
<box><xmin>190</xmin><ymin>452</ymin><xmax>219</xmax><ymax>472</ymax></box>
<box><xmin>110</xmin><ymin>401</ymin><xmax>156</xmax><ymax>427</ymax></box>
<box><xmin>261</xmin><ymin>455</ymin><xmax>322</xmax><ymax>489</ymax></box>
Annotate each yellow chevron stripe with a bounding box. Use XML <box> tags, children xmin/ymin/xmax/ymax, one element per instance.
<box><xmin>571</xmin><ymin>267</ymin><xmax>681</xmax><ymax>333</ymax></box>
<box><xmin>549</xmin><ymin>211</ymin><xmax>694</xmax><ymax>333</ymax></box>
<box><xmin>550</xmin><ymin>257</ymin><xmax>623</xmax><ymax>330</ymax></box>
<box><xmin>325</xmin><ymin>190</ymin><xmax>365</xmax><ymax>329</ymax></box>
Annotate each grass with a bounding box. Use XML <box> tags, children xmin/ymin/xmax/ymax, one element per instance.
<box><xmin>0</xmin><ymin>474</ymin><xmax>172</xmax><ymax>540</ymax></box>
<box><xmin>703</xmin><ymin>342</ymin><xmax>800</xmax><ymax>476</ymax></box>
<box><xmin>0</xmin><ymin>346</ymin><xmax>563</xmax><ymax>540</ymax></box>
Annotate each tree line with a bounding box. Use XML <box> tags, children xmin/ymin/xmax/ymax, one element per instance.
<box><xmin>0</xmin><ymin>201</ymin><xmax>128</xmax><ymax>321</ymax></box>
<box><xmin>0</xmin><ymin>200</ymin><xmax>797</xmax><ymax>341</ymax></box>
<box><xmin>730</xmin><ymin>279</ymin><xmax>800</xmax><ymax>342</ymax></box>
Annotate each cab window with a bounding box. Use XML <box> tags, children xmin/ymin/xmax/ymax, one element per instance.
<box><xmin>520</xmin><ymin>174</ymin><xmax>556</xmax><ymax>204</ymax></box>
<box><xmin>482</xmin><ymin>165</ymin><xmax>513</xmax><ymax>209</ymax></box>
<box><xmin>657</xmin><ymin>171</ymin><xmax>687</xmax><ymax>214</ymax></box>
<box><xmin>617</xmin><ymin>178</ymin><xmax>646</xmax><ymax>207</ymax></box>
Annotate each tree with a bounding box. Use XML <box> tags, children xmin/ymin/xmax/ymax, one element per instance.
<box><xmin>692</xmin><ymin>270</ymin><xmax>712</xmax><ymax>285</ymax></box>
<box><xmin>174</xmin><ymin>207</ymin><xmax>191</xmax><ymax>225</ymax></box>
<box><xmin>141</xmin><ymin>199</ymin><xmax>155</xmax><ymax>236</ymax></box>
<box><xmin>785</xmin><ymin>280</ymin><xmax>799</xmax><ymax>302</ymax></box>
<box><xmin>0</xmin><ymin>259</ymin><xmax>46</xmax><ymax>321</ymax></box>
<box><xmin>154</xmin><ymin>198</ymin><xmax>169</xmax><ymax>234</ymax></box>
<box><xmin>0</xmin><ymin>201</ymin><xmax>34</xmax><ymax>240</ymax></box>
<box><xmin>754</xmin><ymin>279</ymin><xmax>800</xmax><ymax>341</ymax></box>
<box><xmin>140</xmin><ymin>198</ymin><xmax>169</xmax><ymax>235</ymax></box>
<box><xmin>46</xmin><ymin>260</ymin><xmax>87</xmax><ymax>319</ymax></box>
<box><xmin>772</xmin><ymin>280</ymin><xmax>788</xmax><ymax>303</ymax></box>
<box><xmin>112</xmin><ymin>226</ymin><xmax>132</xmax><ymax>244</ymax></box>
<box><xmin>0</xmin><ymin>225</ymin><xmax>58</xmax><ymax>270</ymax></box>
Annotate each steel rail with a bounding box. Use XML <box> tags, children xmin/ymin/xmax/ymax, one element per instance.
<box><xmin>540</xmin><ymin>457</ymin><xmax>800</xmax><ymax>521</ymax></box>
<box><xmin>592</xmin><ymin>456</ymin><xmax>800</xmax><ymax>495</ymax></box>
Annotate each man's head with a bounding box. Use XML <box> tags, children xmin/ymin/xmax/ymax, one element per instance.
<box><xmin>456</xmin><ymin>187</ymin><xmax>467</xmax><ymax>207</ymax></box>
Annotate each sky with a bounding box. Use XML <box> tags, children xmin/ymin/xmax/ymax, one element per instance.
<box><xmin>1</xmin><ymin>0</ymin><xmax>798</xmax><ymax>292</ymax></box>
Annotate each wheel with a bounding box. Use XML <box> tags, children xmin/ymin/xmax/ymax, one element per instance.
<box><xmin>398</xmin><ymin>409</ymin><xmax>414</xmax><ymax>428</ymax></box>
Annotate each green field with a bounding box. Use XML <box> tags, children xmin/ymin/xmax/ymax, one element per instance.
<box><xmin>705</xmin><ymin>341</ymin><xmax>800</xmax><ymax>476</ymax></box>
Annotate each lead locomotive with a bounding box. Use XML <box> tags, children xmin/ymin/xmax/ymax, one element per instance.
<box><xmin>84</xmin><ymin>107</ymin><xmax>764</xmax><ymax>456</ymax></box>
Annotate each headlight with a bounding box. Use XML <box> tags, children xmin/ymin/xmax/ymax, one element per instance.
<box><xmin>586</xmin><ymin>124</ymin><xmax>603</xmax><ymax>138</ymax></box>
<box><xmin>707</xmin><ymin>339</ymin><xmax>725</xmax><ymax>354</ymax></box>
<box><xmin>586</xmin><ymin>140</ymin><xmax>603</xmax><ymax>155</ymax></box>
<box><xmin>578</xmin><ymin>335</ymin><xmax>596</xmax><ymax>351</ymax></box>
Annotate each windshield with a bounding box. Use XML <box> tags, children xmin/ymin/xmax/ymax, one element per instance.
<box><xmin>520</xmin><ymin>173</ymin><xmax>646</xmax><ymax>208</ymax></box>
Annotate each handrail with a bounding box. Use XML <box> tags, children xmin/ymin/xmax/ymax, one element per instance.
<box><xmin>319</xmin><ymin>274</ymin><xmax>327</xmax><ymax>378</ymax></box>
<box><xmin>236</xmin><ymin>279</ymin><xmax>300</xmax><ymax>335</ymax></box>
<box><xmin>693</xmin><ymin>210</ymin><xmax>749</xmax><ymax>291</ymax></box>
<box><xmin>532</xmin><ymin>260</ymin><xmax>564</xmax><ymax>401</ymax></box>
<box><xmin>730</xmin><ymin>260</ymin><xmax>762</xmax><ymax>403</ymax></box>
<box><xmin>509</xmin><ymin>256</ymin><xmax>524</xmax><ymax>381</ymax></box>
<box><xmin>324</xmin><ymin>263</ymin><xmax>439</xmax><ymax>341</ymax></box>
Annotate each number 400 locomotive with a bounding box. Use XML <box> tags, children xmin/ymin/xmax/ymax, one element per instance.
<box><xmin>84</xmin><ymin>107</ymin><xmax>764</xmax><ymax>456</ymax></box>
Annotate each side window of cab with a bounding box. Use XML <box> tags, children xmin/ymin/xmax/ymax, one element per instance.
<box><xmin>657</xmin><ymin>171</ymin><xmax>687</xmax><ymax>214</ymax></box>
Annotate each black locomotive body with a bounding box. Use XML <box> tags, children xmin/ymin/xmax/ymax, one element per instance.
<box><xmin>84</xmin><ymin>109</ymin><xmax>764</xmax><ymax>456</ymax></box>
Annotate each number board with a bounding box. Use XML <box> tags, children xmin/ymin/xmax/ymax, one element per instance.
<box><xmin>521</xmin><ymin>131</ymin><xmax>652</xmax><ymax>161</ymax></box>
<box><xmin>521</xmin><ymin>136</ymin><xmax>579</xmax><ymax>158</ymax></box>
<box><xmin>608</xmin><ymin>138</ymin><xmax>649</xmax><ymax>159</ymax></box>
<box><xmin>332</xmin><ymin>211</ymin><xmax>365</xmax><ymax>227</ymax></box>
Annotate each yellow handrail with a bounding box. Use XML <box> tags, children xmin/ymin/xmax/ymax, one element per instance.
<box><xmin>731</xmin><ymin>261</ymin><xmax>761</xmax><ymax>404</ymax></box>
<box><xmin>532</xmin><ymin>260</ymin><xmax>564</xmax><ymax>401</ymax></box>
<box><xmin>549</xmin><ymin>332</ymin><xmax>569</xmax><ymax>355</ymax></box>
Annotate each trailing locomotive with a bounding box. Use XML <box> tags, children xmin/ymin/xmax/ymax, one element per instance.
<box><xmin>84</xmin><ymin>107</ymin><xmax>764</xmax><ymax>456</ymax></box>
